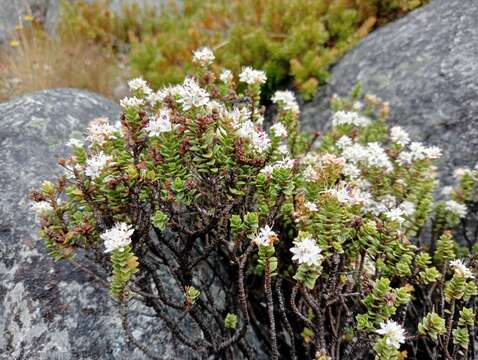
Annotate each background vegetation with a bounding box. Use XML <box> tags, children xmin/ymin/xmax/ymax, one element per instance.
<box><xmin>0</xmin><ymin>0</ymin><xmax>428</xmax><ymax>102</ymax></box>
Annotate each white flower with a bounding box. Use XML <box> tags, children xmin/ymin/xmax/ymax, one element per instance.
<box><xmin>120</xmin><ymin>96</ymin><xmax>144</xmax><ymax>110</ymax></box>
<box><xmin>424</xmin><ymin>146</ymin><xmax>442</xmax><ymax>160</ymax></box>
<box><xmin>384</xmin><ymin>207</ymin><xmax>405</xmax><ymax>225</ymax></box>
<box><xmin>341</xmin><ymin>143</ymin><xmax>368</xmax><ymax>163</ymax></box>
<box><xmin>397</xmin><ymin>151</ymin><xmax>414</xmax><ymax>165</ymax></box>
<box><xmin>176</xmin><ymin>78</ymin><xmax>210</xmax><ymax>111</ymax></box>
<box><xmin>445</xmin><ymin>200</ymin><xmax>467</xmax><ymax>218</ymax></box>
<box><xmin>239</xmin><ymin>67</ymin><xmax>267</xmax><ymax>85</ymax></box>
<box><xmin>219</xmin><ymin>69</ymin><xmax>233</xmax><ymax>83</ymax></box>
<box><xmin>366</xmin><ymin>143</ymin><xmax>393</xmax><ymax>172</ymax></box>
<box><xmin>342</xmin><ymin>163</ymin><xmax>361</xmax><ymax>179</ymax></box>
<box><xmin>341</xmin><ymin>143</ymin><xmax>392</xmax><ymax>172</ymax></box>
<box><xmin>303</xmin><ymin>165</ymin><xmax>317</xmax><ymax>182</ymax></box>
<box><xmin>278</xmin><ymin>143</ymin><xmax>290</xmax><ymax>157</ymax></box>
<box><xmin>230</xmin><ymin>107</ymin><xmax>252</xmax><ymax>126</ymax></box>
<box><xmin>113</xmin><ymin>120</ymin><xmax>124</xmax><ymax>138</ymax></box>
<box><xmin>290</xmin><ymin>237</ymin><xmax>322</xmax><ymax>266</ymax></box>
<box><xmin>271</xmin><ymin>90</ymin><xmax>299</xmax><ymax>114</ymax></box>
<box><xmin>304</xmin><ymin>202</ymin><xmax>318</xmax><ymax>212</ymax></box>
<box><xmin>326</xmin><ymin>185</ymin><xmax>370</xmax><ymax>206</ymax></box>
<box><xmin>449</xmin><ymin>259</ymin><xmax>474</xmax><ymax>279</ymax></box>
<box><xmin>31</xmin><ymin>201</ymin><xmax>53</xmax><ymax>215</ymax></box>
<box><xmin>453</xmin><ymin>167</ymin><xmax>472</xmax><ymax>180</ymax></box>
<box><xmin>352</xmin><ymin>101</ymin><xmax>364</xmax><ymax>111</ymax></box>
<box><xmin>145</xmin><ymin>109</ymin><xmax>172</xmax><ymax>136</ymax></box>
<box><xmin>270</xmin><ymin>122</ymin><xmax>288</xmax><ymax>138</ymax></box>
<box><xmin>236</xmin><ymin>120</ymin><xmax>271</xmax><ymax>153</ymax></box>
<box><xmin>147</xmin><ymin>89</ymin><xmax>169</xmax><ymax>107</ymax></box>
<box><xmin>85</xmin><ymin>152</ymin><xmax>112</xmax><ymax>179</ymax></box>
<box><xmin>87</xmin><ymin>117</ymin><xmax>114</xmax><ymax>146</ymax></box>
<box><xmin>253</xmin><ymin>225</ymin><xmax>278</xmax><ymax>247</ymax></box>
<box><xmin>127</xmin><ymin>77</ymin><xmax>152</xmax><ymax>96</ymax></box>
<box><xmin>336</xmin><ymin>135</ymin><xmax>353</xmax><ymax>150</ymax></box>
<box><xmin>441</xmin><ymin>186</ymin><xmax>454</xmax><ymax>197</ymax></box>
<box><xmin>261</xmin><ymin>158</ymin><xmax>295</xmax><ymax>175</ymax></box>
<box><xmin>250</xmin><ymin>131</ymin><xmax>271</xmax><ymax>153</ymax></box>
<box><xmin>101</xmin><ymin>222</ymin><xmax>134</xmax><ymax>253</ymax></box>
<box><xmin>66</xmin><ymin>138</ymin><xmax>84</xmax><ymax>148</ymax></box>
<box><xmin>376</xmin><ymin>320</ymin><xmax>406</xmax><ymax>349</ymax></box>
<box><xmin>390</xmin><ymin>126</ymin><xmax>410</xmax><ymax>146</ymax></box>
<box><xmin>192</xmin><ymin>47</ymin><xmax>215</xmax><ymax>66</ymax></box>
<box><xmin>363</xmin><ymin>195</ymin><xmax>397</xmax><ymax>216</ymax></box>
<box><xmin>332</xmin><ymin>111</ymin><xmax>371</xmax><ymax>127</ymax></box>
<box><xmin>399</xmin><ymin>201</ymin><xmax>416</xmax><ymax>217</ymax></box>
<box><xmin>409</xmin><ymin>142</ymin><xmax>442</xmax><ymax>161</ymax></box>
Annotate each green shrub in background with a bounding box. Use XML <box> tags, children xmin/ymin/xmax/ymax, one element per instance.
<box><xmin>57</xmin><ymin>0</ymin><xmax>429</xmax><ymax>100</ymax></box>
<box><xmin>32</xmin><ymin>49</ymin><xmax>478</xmax><ymax>359</ymax></box>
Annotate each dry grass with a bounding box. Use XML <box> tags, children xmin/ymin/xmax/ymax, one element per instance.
<box><xmin>0</xmin><ymin>18</ymin><xmax>120</xmax><ymax>102</ymax></box>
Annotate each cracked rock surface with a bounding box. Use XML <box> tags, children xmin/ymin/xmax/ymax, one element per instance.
<box><xmin>301</xmin><ymin>0</ymin><xmax>478</xmax><ymax>185</ymax></box>
<box><xmin>0</xmin><ymin>89</ymin><xmax>189</xmax><ymax>359</ymax></box>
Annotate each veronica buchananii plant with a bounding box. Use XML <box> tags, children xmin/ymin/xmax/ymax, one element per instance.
<box><xmin>32</xmin><ymin>49</ymin><xmax>478</xmax><ymax>359</ymax></box>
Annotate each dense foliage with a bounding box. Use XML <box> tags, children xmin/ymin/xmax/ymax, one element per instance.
<box><xmin>32</xmin><ymin>50</ymin><xmax>478</xmax><ymax>360</ymax></box>
<box><xmin>57</xmin><ymin>0</ymin><xmax>429</xmax><ymax>100</ymax></box>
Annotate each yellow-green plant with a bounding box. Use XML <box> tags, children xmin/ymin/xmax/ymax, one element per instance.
<box><xmin>57</xmin><ymin>0</ymin><xmax>429</xmax><ymax>100</ymax></box>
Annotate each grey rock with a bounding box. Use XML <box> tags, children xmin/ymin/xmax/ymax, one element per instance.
<box><xmin>0</xmin><ymin>89</ymin><xmax>189</xmax><ymax>359</ymax></box>
<box><xmin>301</xmin><ymin>0</ymin><xmax>478</xmax><ymax>185</ymax></box>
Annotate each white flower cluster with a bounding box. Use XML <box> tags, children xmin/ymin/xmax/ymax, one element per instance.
<box><xmin>449</xmin><ymin>259</ymin><xmax>474</xmax><ymax>279</ymax></box>
<box><xmin>390</xmin><ymin>126</ymin><xmax>410</xmax><ymax>146</ymax></box>
<box><xmin>120</xmin><ymin>96</ymin><xmax>145</xmax><ymax>110</ymax></box>
<box><xmin>101</xmin><ymin>222</ymin><xmax>134</xmax><ymax>253</ymax></box>
<box><xmin>445</xmin><ymin>200</ymin><xmax>467</xmax><ymax>218</ymax></box>
<box><xmin>85</xmin><ymin>152</ymin><xmax>112</xmax><ymax>179</ymax></box>
<box><xmin>230</xmin><ymin>107</ymin><xmax>252</xmax><ymax>125</ymax></box>
<box><xmin>175</xmin><ymin>78</ymin><xmax>210</xmax><ymax>111</ymax></box>
<box><xmin>239</xmin><ymin>67</ymin><xmax>267</xmax><ymax>85</ymax></box>
<box><xmin>236</xmin><ymin>120</ymin><xmax>271</xmax><ymax>154</ymax></box>
<box><xmin>376</xmin><ymin>320</ymin><xmax>406</xmax><ymax>349</ymax></box>
<box><xmin>332</xmin><ymin>111</ymin><xmax>371</xmax><ymax>127</ymax></box>
<box><xmin>303</xmin><ymin>165</ymin><xmax>317</xmax><ymax>182</ymax></box>
<box><xmin>145</xmin><ymin>109</ymin><xmax>172</xmax><ymax>136</ymax></box>
<box><xmin>31</xmin><ymin>201</ymin><xmax>53</xmax><ymax>215</ymax></box>
<box><xmin>261</xmin><ymin>158</ymin><xmax>295</xmax><ymax>176</ymax></box>
<box><xmin>397</xmin><ymin>142</ymin><xmax>442</xmax><ymax>165</ymax></box>
<box><xmin>87</xmin><ymin>117</ymin><xmax>115</xmax><ymax>145</ymax></box>
<box><xmin>363</xmin><ymin>195</ymin><xmax>415</xmax><ymax>225</ymax></box>
<box><xmin>192</xmin><ymin>47</ymin><xmax>215</xmax><ymax>66</ymax></box>
<box><xmin>128</xmin><ymin>77</ymin><xmax>152</xmax><ymax>96</ymax></box>
<box><xmin>147</xmin><ymin>88</ymin><xmax>169</xmax><ymax>107</ymax></box>
<box><xmin>453</xmin><ymin>167</ymin><xmax>473</xmax><ymax>180</ymax></box>
<box><xmin>269</xmin><ymin>122</ymin><xmax>288</xmax><ymax>138</ymax></box>
<box><xmin>326</xmin><ymin>184</ymin><xmax>371</xmax><ymax>206</ymax></box>
<box><xmin>219</xmin><ymin>69</ymin><xmax>233</xmax><ymax>83</ymax></box>
<box><xmin>271</xmin><ymin>90</ymin><xmax>299</xmax><ymax>114</ymax></box>
<box><xmin>336</xmin><ymin>135</ymin><xmax>353</xmax><ymax>150</ymax></box>
<box><xmin>304</xmin><ymin>202</ymin><xmax>318</xmax><ymax>212</ymax></box>
<box><xmin>341</xmin><ymin>142</ymin><xmax>393</xmax><ymax>172</ymax></box>
<box><xmin>342</xmin><ymin>163</ymin><xmax>361</xmax><ymax>179</ymax></box>
<box><xmin>290</xmin><ymin>237</ymin><xmax>322</xmax><ymax>267</ymax></box>
<box><xmin>253</xmin><ymin>225</ymin><xmax>278</xmax><ymax>247</ymax></box>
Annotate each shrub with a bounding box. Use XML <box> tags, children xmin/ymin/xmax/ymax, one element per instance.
<box><xmin>0</xmin><ymin>16</ymin><xmax>119</xmax><ymax>101</ymax></box>
<box><xmin>32</xmin><ymin>50</ymin><xmax>478</xmax><ymax>359</ymax></box>
<box><xmin>57</xmin><ymin>0</ymin><xmax>429</xmax><ymax>100</ymax></box>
